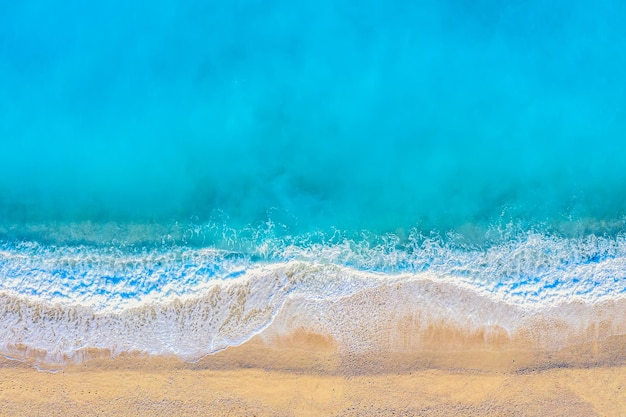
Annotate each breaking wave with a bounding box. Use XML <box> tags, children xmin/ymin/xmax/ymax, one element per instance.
<box><xmin>2</xmin><ymin>226</ymin><xmax>626</xmax><ymax>364</ymax></box>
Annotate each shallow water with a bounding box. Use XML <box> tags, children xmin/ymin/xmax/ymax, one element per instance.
<box><xmin>1</xmin><ymin>0</ymin><xmax>625</xmax><ymax>363</ymax></box>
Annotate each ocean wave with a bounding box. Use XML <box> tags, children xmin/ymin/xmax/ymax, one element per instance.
<box><xmin>1</xmin><ymin>229</ymin><xmax>626</xmax><ymax>364</ymax></box>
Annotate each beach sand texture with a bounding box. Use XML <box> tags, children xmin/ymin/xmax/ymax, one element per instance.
<box><xmin>1</xmin><ymin>335</ymin><xmax>625</xmax><ymax>417</ymax></box>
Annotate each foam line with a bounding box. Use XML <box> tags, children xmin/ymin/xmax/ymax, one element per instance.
<box><xmin>2</xmin><ymin>230</ymin><xmax>626</xmax><ymax>363</ymax></box>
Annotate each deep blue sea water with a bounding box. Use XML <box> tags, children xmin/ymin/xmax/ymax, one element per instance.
<box><xmin>1</xmin><ymin>0</ymin><xmax>626</xmax><ymax>363</ymax></box>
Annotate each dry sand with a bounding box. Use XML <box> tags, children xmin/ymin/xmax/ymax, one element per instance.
<box><xmin>1</xmin><ymin>327</ymin><xmax>625</xmax><ymax>417</ymax></box>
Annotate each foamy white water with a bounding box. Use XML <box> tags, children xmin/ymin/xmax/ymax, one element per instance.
<box><xmin>2</xmin><ymin>230</ymin><xmax>626</xmax><ymax>364</ymax></box>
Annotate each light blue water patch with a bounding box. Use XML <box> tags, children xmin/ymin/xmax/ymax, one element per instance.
<box><xmin>2</xmin><ymin>231</ymin><xmax>625</xmax><ymax>310</ymax></box>
<box><xmin>0</xmin><ymin>242</ymin><xmax>252</xmax><ymax>307</ymax></box>
<box><xmin>1</xmin><ymin>0</ymin><xmax>625</xmax><ymax>236</ymax></box>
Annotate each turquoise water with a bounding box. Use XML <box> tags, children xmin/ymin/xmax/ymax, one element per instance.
<box><xmin>1</xmin><ymin>1</ymin><xmax>626</xmax><ymax>363</ymax></box>
<box><xmin>2</xmin><ymin>0</ymin><xmax>625</xmax><ymax>237</ymax></box>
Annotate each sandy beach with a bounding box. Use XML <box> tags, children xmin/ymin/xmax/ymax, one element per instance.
<box><xmin>2</xmin><ymin>322</ymin><xmax>625</xmax><ymax>417</ymax></box>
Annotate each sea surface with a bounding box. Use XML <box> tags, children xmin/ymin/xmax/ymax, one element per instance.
<box><xmin>1</xmin><ymin>0</ymin><xmax>625</xmax><ymax>364</ymax></box>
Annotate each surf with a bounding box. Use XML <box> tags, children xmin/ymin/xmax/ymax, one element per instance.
<box><xmin>2</xmin><ymin>227</ymin><xmax>625</xmax><ymax>365</ymax></box>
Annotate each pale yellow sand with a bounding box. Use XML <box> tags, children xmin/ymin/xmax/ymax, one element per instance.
<box><xmin>1</xmin><ymin>329</ymin><xmax>625</xmax><ymax>417</ymax></box>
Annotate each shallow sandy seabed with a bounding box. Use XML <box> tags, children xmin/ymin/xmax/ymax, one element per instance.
<box><xmin>2</xmin><ymin>324</ymin><xmax>626</xmax><ymax>417</ymax></box>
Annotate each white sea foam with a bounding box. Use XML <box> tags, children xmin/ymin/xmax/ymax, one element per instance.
<box><xmin>1</xmin><ymin>231</ymin><xmax>626</xmax><ymax>363</ymax></box>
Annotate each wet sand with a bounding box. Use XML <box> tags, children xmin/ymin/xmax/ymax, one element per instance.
<box><xmin>2</xmin><ymin>326</ymin><xmax>626</xmax><ymax>417</ymax></box>
<box><xmin>2</xmin><ymin>280</ymin><xmax>626</xmax><ymax>416</ymax></box>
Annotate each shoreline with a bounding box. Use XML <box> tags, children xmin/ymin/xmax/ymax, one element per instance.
<box><xmin>1</xmin><ymin>328</ymin><xmax>625</xmax><ymax>417</ymax></box>
<box><xmin>4</xmin><ymin>277</ymin><xmax>626</xmax><ymax>368</ymax></box>
<box><xmin>3</xmin><ymin>278</ymin><xmax>626</xmax><ymax>415</ymax></box>
<box><xmin>5</xmin><ymin>327</ymin><xmax>626</xmax><ymax>375</ymax></box>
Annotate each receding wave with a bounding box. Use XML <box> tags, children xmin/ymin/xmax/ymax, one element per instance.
<box><xmin>1</xmin><ymin>228</ymin><xmax>626</xmax><ymax>365</ymax></box>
